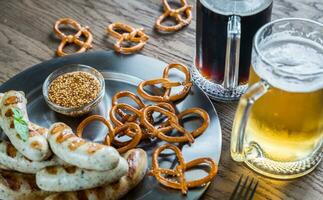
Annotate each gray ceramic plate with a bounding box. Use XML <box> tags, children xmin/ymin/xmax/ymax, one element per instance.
<box><xmin>0</xmin><ymin>51</ymin><xmax>222</xmax><ymax>200</ymax></box>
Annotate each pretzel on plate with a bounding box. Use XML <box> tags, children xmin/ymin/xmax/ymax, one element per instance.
<box><xmin>107</xmin><ymin>22</ymin><xmax>149</xmax><ymax>54</ymax></box>
<box><xmin>150</xmin><ymin>143</ymin><xmax>218</xmax><ymax>194</ymax></box>
<box><xmin>109</xmin><ymin>100</ymin><xmax>177</xmax><ymax>138</ymax></box>
<box><xmin>137</xmin><ymin>63</ymin><xmax>192</xmax><ymax>102</ymax></box>
<box><xmin>111</xmin><ymin>91</ymin><xmax>147</xmax><ymax>123</ymax></box>
<box><xmin>105</xmin><ymin>122</ymin><xmax>142</xmax><ymax>154</ymax></box>
<box><xmin>76</xmin><ymin>115</ymin><xmax>142</xmax><ymax>153</ymax></box>
<box><xmin>155</xmin><ymin>0</ymin><xmax>193</xmax><ymax>32</ymax></box>
<box><xmin>53</xmin><ymin>18</ymin><xmax>93</xmax><ymax>56</ymax></box>
<box><xmin>141</xmin><ymin>105</ymin><xmax>210</xmax><ymax>143</ymax></box>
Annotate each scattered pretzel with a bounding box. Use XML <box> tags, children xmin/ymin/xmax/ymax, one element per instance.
<box><xmin>150</xmin><ymin>144</ymin><xmax>218</xmax><ymax>194</ymax></box>
<box><xmin>76</xmin><ymin>115</ymin><xmax>142</xmax><ymax>153</ymax></box>
<box><xmin>53</xmin><ymin>18</ymin><xmax>93</xmax><ymax>56</ymax></box>
<box><xmin>107</xmin><ymin>22</ymin><xmax>149</xmax><ymax>54</ymax></box>
<box><xmin>137</xmin><ymin>63</ymin><xmax>192</xmax><ymax>102</ymax></box>
<box><xmin>155</xmin><ymin>0</ymin><xmax>193</xmax><ymax>32</ymax></box>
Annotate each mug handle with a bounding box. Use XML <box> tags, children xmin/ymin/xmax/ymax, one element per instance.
<box><xmin>223</xmin><ymin>15</ymin><xmax>241</xmax><ymax>89</ymax></box>
<box><xmin>230</xmin><ymin>80</ymin><xmax>270</xmax><ymax>161</ymax></box>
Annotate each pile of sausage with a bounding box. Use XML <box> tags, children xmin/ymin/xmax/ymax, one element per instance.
<box><xmin>0</xmin><ymin>91</ymin><xmax>148</xmax><ymax>200</ymax></box>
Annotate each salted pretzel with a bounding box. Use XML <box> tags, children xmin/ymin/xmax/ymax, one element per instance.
<box><xmin>105</xmin><ymin>122</ymin><xmax>142</xmax><ymax>153</ymax></box>
<box><xmin>137</xmin><ymin>63</ymin><xmax>192</xmax><ymax>102</ymax></box>
<box><xmin>155</xmin><ymin>0</ymin><xmax>193</xmax><ymax>32</ymax></box>
<box><xmin>107</xmin><ymin>22</ymin><xmax>149</xmax><ymax>54</ymax></box>
<box><xmin>110</xmin><ymin>101</ymin><xmax>176</xmax><ymax>134</ymax></box>
<box><xmin>141</xmin><ymin>106</ymin><xmax>210</xmax><ymax>143</ymax></box>
<box><xmin>111</xmin><ymin>91</ymin><xmax>147</xmax><ymax>122</ymax></box>
<box><xmin>76</xmin><ymin>115</ymin><xmax>113</xmax><ymax>138</ymax></box>
<box><xmin>111</xmin><ymin>91</ymin><xmax>175</xmax><ymax>123</ymax></box>
<box><xmin>111</xmin><ymin>92</ymin><xmax>152</xmax><ymax>138</ymax></box>
<box><xmin>150</xmin><ymin>144</ymin><xmax>218</xmax><ymax>194</ymax></box>
<box><xmin>110</xmin><ymin>103</ymin><xmax>144</xmax><ymax>131</ymax></box>
<box><xmin>76</xmin><ymin>115</ymin><xmax>142</xmax><ymax>153</ymax></box>
<box><xmin>163</xmin><ymin>107</ymin><xmax>210</xmax><ymax>139</ymax></box>
<box><xmin>53</xmin><ymin>18</ymin><xmax>93</xmax><ymax>56</ymax></box>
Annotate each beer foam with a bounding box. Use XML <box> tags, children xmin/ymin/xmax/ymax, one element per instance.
<box><xmin>254</xmin><ymin>34</ymin><xmax>323</xmax><ymax>92</ymax></box>
<box><xmin>200</xmin><ymin>0</ymin><xmax>272</xmax><ymax>16</ymax></box>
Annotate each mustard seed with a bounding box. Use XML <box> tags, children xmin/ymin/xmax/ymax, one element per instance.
<box><xmin>48</xmin><ymin>71</ymin><xmax>101</xmax><ymax>108</ymax></box>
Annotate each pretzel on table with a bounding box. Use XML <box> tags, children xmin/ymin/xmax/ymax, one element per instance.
<box><xmin>155</xmin><ymin>0</ymin><xmax>193</xmax><ymax>32</ymax></box>
<box><xmin>107</xmin><ymin>22</ymin><xmax>149</xmax><ymax>54</ymax></box>
<box><xmin>53</xmin><ymin>18</ymin><xmax>93</xmax><ymax>56</ymax></box>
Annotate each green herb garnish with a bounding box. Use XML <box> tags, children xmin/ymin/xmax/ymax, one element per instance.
<box><xmin>12</xmin><ymin>108</ymin><xmax>29</xmax><ymax>142</ymax></box>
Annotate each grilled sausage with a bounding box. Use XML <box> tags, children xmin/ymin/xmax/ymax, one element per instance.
<box><xmin>0</xmin><ymin>91</ymin><xmax>51</xmax><ymax>161</ymax></box>
<box><xmin>0</xmin><ymin>140</ymin><xmax>65</xmax><ymax>174</ymax></box>
<box><xmin>36</xmin><ymin>157</ymin><xmax>128</xmax><ymax>192</ymax></box>
<box><xmin>0</xmin><ymin>163</ymin><xmax>10</xmax><ymax>170</ymax></box>
<box><xmin>48</xmin><ymin>122</ymin><xmax>120</xmax><ymax>171</ymax></box>
<box><xmin>44</xmin><ymin>148</ymin><xmax>148</xmax><ymax>200</ymax></box>
<box><xmin>0</xmin><ymin>170</ymin><xmax>52</xmax><ymax>200</ymax></box>
<box><xmin>36</xmin><ymin>158</ymin><xmax>128</xmax><ymax>192</ymax></box>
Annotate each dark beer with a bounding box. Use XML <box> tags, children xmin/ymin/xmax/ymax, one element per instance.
<box><xmin>195</xmin><ymin>0</ymin><xmax>273</xmax><ymax>85</ymax></box>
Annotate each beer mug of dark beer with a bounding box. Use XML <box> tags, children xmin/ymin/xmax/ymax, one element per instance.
<box><xmin>192</xmin><ymin>0</ymin><xmax>273</xmax><ymax>101</ymax></box>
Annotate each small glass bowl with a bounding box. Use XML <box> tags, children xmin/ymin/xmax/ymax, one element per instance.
<box><xmin>42</xmin><ymin>64</ymin><xmax>105</xmax><ymax>117</ymax></box>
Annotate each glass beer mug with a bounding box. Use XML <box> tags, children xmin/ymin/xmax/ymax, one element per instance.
<box><xmin>193</xmin><ymin>0</ymin><xmax>273</xmax><ymax>101</ymax></box>
<box><xmin>231</xmin><ymin>18</ymin><xmax>323</xmax><ymax>179</ymax></box>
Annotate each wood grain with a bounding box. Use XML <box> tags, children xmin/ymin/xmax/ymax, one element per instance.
<box><xmin>0</xmin><ymin>0</ymin><xmax>322</xmax><ymax>199</ymax></box>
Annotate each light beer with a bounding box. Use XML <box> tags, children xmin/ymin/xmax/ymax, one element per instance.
<box><xmin>247</xmin><ymin>69</ymin><xmax>323</xmax><ymax>162</ymax></box>
<box><xmin>231</xmin><ymin>18</ymin><xmax>323</xmax><ymax>179</ymax></box>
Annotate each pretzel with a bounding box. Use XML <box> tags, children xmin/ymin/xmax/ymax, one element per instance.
<box><xmin>142</xmin><ymin>105</ymin><xmax>207</xmax><ymax>143</ymax></box>
<box><xmin>150</xmin><ymin>144</ymin><xmax>218</xmax><ymax>194</ymax></box>
<box><xmin>164</xmin><ymin>107</ymin><xmax>210</xmax><ymax>139</ymax></box>
<box><xmin>111</xmin><ymin>91</ymin><xmax>176</xmax><ymax>124</ymax></box>
<box><xmin>111</xmin><ymin>93</ymin><xmax>152</xmax><ymax>138</ymax></box>
<box><xmin>111</xmin><ymin>91</ymin><xmax>147</xmax><ymax>122</ymax></box>
<box><xmin>110</xmin><ymin>101</ymin><xmax>176</xmax><ymax>137</ymax></box>
<box><xmin>76</xmin><ymin>115</ymin><xmax>142</xmax><ymax>153</ymax></box>
<box><xmin>137</xmin><ymin>63</ymin><xmax>192</xmax><ymax>102</ymax></box>
<box><xmin>53</xmin><ymin>18</ymin><xmax>93</xmax><ymax>56</ymax></box>
<box><xmin>105</xmin><ymin>122</ymin><xmax>142</xmax><ymax>154</ymax></box>
<box><xmin>155</xmin><ymin>0</ymin><xmax>193</xmax><ymax>32</ymax></box>
<box><xmin>110</xmin><ymin>103</ymin><xmax>143</xmax><ymax>131</ymax></box>
<box><xmin>107</xmin><ymin>22</ymin><xmax>149</xmax><ymax>54</ymax></box>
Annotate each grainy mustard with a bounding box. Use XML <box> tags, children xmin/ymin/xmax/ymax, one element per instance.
<box><xmin>48</xmin><ymin>71</ymin><xmax>100</xmax><ymax>108</ymax></box>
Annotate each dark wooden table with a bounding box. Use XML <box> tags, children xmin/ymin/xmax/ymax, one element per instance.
<box><xmin>0</xmin><ymin>0</ymin><xmax>322</xmax><ymax>199</ymax></box>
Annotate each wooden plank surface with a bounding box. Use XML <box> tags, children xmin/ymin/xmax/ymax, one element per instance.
<box><xmin>0</xmin><ymin>0</ymin><xmax>322</xmax><ymax>199</ymax></box>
